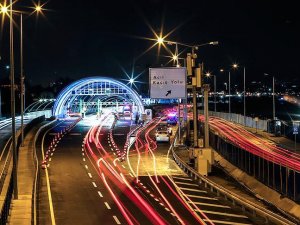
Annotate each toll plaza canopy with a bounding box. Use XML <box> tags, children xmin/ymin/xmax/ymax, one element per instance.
<box><xmin>52</xmin><ymin>76</ymin><xmax>145</xmax><ymax>117</ymax></box>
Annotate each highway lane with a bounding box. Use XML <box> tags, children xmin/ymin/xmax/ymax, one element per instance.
<box><xmin>204</xmin><ymin>116</ymin><xmax>300</xmax><ymax>171</ymax></box>
<box><xmin>125</xmin><ymin>120</ymin><xmax>255</xmax><ymax>225</ymax></box>
<box><xmin>38</xmin><ymin>114</ymin><xmax>257</xmax><ymax>225</ymax></box>
<box><xmin>37</xmin><ymin>116</ymin><xmax>126</xmax><ymax>225</ymax></box>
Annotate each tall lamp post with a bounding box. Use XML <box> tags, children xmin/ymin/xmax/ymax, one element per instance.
<box><xmin>10</xmin><ymin>0</ymin><xmax>18</xmax><ymax>199</ymax></box>
<box><xmin>157</xmin><ymin>38</ymin><xmax>218</xmax><ymax>147</ymax></box>
<box><xmin>229</xmin><ymin>64</ymin><xmax>247</xmax><ymax>125</ymax></box>
<box><xmin>220</xmin><ymin>63</ymin><xmax>238</xmax><ymax>121</ymax></box>
<box><xmin>264</xmin><ymin>73</ymin><xmax>276</xmax><ymax>120</ymax></box>
<box><xmin>205</xmin><ymin>72</ymin><xmax>217</xmax><ymax>112</ymax></box>
<box><xmin>1</xmin><ymin>1</ymin><xmax>44</xmax><ymax>199</ymax></box>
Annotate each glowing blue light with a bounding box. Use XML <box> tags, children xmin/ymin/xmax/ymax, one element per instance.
<box><xmin>53</xmin><ymin>77</ymin><xmax>144</xmax><ymax>117</ymax></box>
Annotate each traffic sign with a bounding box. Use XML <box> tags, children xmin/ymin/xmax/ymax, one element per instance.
<box><xmin>149</xmin><ymin>67</ymin><xmax>187</xmax><ymax>99</ymax></box>
<box><xmin>293</xmin><ymin>126</ymin><xmax>298</xmax><ymax>135</ymax></box>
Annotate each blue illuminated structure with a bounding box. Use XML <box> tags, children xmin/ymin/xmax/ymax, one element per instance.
<box><xmin>52</xmin><ymin>77</ymin><xmax>144</xmax><ymax>117</ymax></box>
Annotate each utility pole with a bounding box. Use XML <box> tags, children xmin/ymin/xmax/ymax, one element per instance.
<box><xmin>10</xmin><ymin>0</ymin><xmax>18</xmax><ymax>199</ymax></box>
<box><xmin>20</xmin><ymin>13</ymin><xmax>25</xmax><ymax>146</ymax></box>
<box><xmin>203</xmin><ymin>84</ymin><xmax>210</xmax><ymax>148</ymax></box>
<box><xmin>243</xmin><ymin>67</ymin><xmax>246</xmax><ymax>126</ymax></box>
<box><xmin>214</xmin><ymin>75</ymin><xmax>216</xmax><ymax>112</ymax></box>
<box><xmin>273</xmin><ymin>76</ymin><xmax>275</xmax><ymax>120</ymax></box>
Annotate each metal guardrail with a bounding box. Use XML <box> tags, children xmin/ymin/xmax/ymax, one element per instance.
<box><xmin>0</xmin><ymin>116</ymin><xmax>45</xmax><ymax>225</ymax></box>
<box><xmin>170</xmin><ymin>136</ymin><xmax>297</xmax><ymax>225</ymax></box>
<box><xmin>32</xmin><ymin>119</ymin><xmax>57</xmax><ymax>225</ymax></box>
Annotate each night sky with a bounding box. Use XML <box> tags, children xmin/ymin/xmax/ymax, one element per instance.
<box><xmin>0</xmin><ymin>0</ymin><xmax>299</xmax><ymax>88</ymax></box>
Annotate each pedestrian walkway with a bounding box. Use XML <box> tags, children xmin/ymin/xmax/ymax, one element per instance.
<box><xmin>7</xmin><ymin>125</ymin><xmax>40</xmax><ymax>225</ymax></box>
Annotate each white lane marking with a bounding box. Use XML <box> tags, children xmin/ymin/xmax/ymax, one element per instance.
<box><xmin>122</xmin><ymin>165</ymin><xmax>126</xmax><ymax>169</ymax></box>
<box><xmin>98</xmin><ymin>191</ymin><xmax>103</xmax><ymax>198</ymax></box>
<box><xmin>129</xmin><ymin>173</ymin><xmax>134</xmax><ymax>177</ymax></box>
<box><xmin>88</xmin><ymin>173</ymin><xmax>92</xmax><ymax>178</ymax></box>
<box><xmin>186</xmin><ymin>194</ymin><xmax>217</xmax><ymax>200</ymax></box>
<box><xmin>165</xmin><ymin>208</ymin><xmax>170</xmax><ymax>211</ymax></box>
<box><xmin>113</xmin><ymin>216</ymin><xmax>121</xmax><ymax>224</ymax></box>
<box><xmin>92</xmin><ymin>182</ymin><xmax>97</xmax><ymax>188</ymax></box>
<box><xmin>175</xmin><ymin>181</ymin><xmax>198</xmax><ymax>187</ymax></box>
<box><xmin>203</xmin><ymin>219</ymin><xmax>252</xmax><ymax>225</ymax></box>
<box><xmin>49</xmin><ymin>158</ymin><xmax>52</xmax><ymax>162</ymax></box>
<box><xmin>197</xmin><ymin>210</ymin><xmax>248</xmax><ymax>218</ymax></box>
<box><xmin>83</xmin><ymin>158</ymin><xmax>86</xmax><ymax>161</ymax></box>
<box><xmin>43</xmin><ymin>125</ymin><xmax>58</xmax><ymax>225</ymax></box>
<box><xmin>69</xmin><ymin>133</ymin><xmax>81</xmax><ymax>135</ymax></box>
<box><xmin>82</xmin><ymin>153</ymin><xmax>85</xmax><ymax>156</ymax></box>
<box><xmin>85</xmin><ymin>165</ymin><xmax>88</xmax><ymax>169</ymax></box>
<box><xmin>172</xmin><ymin>176</ymin><xmax>192</xmax><ymax>181</ymax></box>
<box><xmin>104</xmin><ymin>202</ymin><xmax>111</xmax><ymax>209</ymax></box>
<box><xmin>180</xmin><ymin>187</ymin><xmax>207</xmax><ymax>193</ymax></box>
<box><xmin>191</xmin><ymin>202</ymin><xmax>230</xmax><ymax>208</ymax></box>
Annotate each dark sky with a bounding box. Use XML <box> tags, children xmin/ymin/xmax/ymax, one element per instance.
<box><xmin>0</xmin><ymin>0</ymin><xmax>299</xmax><ymax>88</ymax></box>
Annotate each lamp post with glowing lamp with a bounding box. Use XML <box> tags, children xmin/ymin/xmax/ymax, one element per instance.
<box><xmin>0</xmin><ymin>1</ymin><xmax>45</xmax><ymax>199</ymax></box>
<box><xmin>205</xmin><ymin>72</ymin><xmax>217</xmax><ymax>112</ymax></box>
<box><xmin>220</xmin><ymin>63</ymin><xmax>238</xmax><ymax>121</ymax></box>
<box><xmin>156</xmin><ymin>37</ymin><xmax>218</xmax><ymax>147</ymax></box>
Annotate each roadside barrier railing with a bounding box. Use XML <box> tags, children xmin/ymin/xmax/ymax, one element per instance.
<box><xmin>170</xmin><ymin>131</ymin><xmax>297</xmax><ymax>225</ymax></box>
<box><xmin>32</xmin><ymin>119</ymin><xmax>57</xmax><ymax>225</ymax></box>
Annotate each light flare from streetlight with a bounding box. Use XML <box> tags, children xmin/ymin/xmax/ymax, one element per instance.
<box><xmin>157</xmin><ymin>37</ymin><xmax>164</xmax><ymax>45</ymax></box>
<box><xmin>1</xmin><ymin>5</ymin><xmax>8</xmax><ymax>13</ymax></box>
<box><xmin>232</xmin><ymin>63</ymin><xmax>238</xmax><ymax>69</ymax></box>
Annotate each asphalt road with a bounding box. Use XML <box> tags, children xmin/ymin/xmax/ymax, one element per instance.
<box><xmin>37</xmin><ymin>115</ymin><xmax>258</xmax><ymax>225</ymax></box>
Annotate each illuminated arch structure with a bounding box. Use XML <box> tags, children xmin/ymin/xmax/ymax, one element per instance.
<box><xmin>52</xmin><ymin>77</ymin><xmax>144</xmax><ymax>117</ymax></box>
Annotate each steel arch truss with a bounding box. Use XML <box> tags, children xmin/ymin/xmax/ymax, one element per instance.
<box><xmin>52</xmin><ymin>77</ymin><xmax>144</xmax><ymax>117</ymax></box>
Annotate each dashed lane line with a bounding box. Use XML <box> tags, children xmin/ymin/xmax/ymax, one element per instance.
<box><xmin>186</xmin><ymin>194</ymin><xmax>218</xmax><ymax>200</ymax></box>
<box><xmin>172</xmin><ymin>176</ymin><xmax>192</xmax><ymax>181</ymax></box>
<box><xmin>190</xmin><ymin>201</ymin><xmax>230</xmax><ymax>208</ymax></box>
<box><xmin>88</xmin><ymin>173</ymin><xmax>92</xmax><ymax>178</ymax></box>
<box><xmin>85</xmin><ymin>165</ymin><xmax>88</xmax><ymax>169</ymax></box>
<box><xmin>113</xmin><ymin>216</ymin><xmax>121</xmax><ymax>224</ymax></box>
<box><xmin>203</xmin><ymin>219</ymin><xmax>252</xmax><ymax>225</ymax></box>
<box><xmin>98</xmin><ymin>191</ymin><xmax>103</xmax><ymax>198</ymax></box>
<box><xmin>180</xmin><ymin>187</ymin><xmax>207</xmax><ymax>193</ymax></box>
<box><xmin>175</xmin><ymin>181</ymin><xmax>198</xmax><ymax>187</ymax></box>
<box><xmin>196</xmin><ymin>210</ymin><xmax>248</xmax><ymax>218</ymax></box>
<box><xmin>105</xmin><ymin>202</ymin><xmax>111</xmax><ymax>209</ymax></box>
<box><xmin>92</xmin><ymin>182</ymin><xmax>97</xmax><ymax>188</ymax></box>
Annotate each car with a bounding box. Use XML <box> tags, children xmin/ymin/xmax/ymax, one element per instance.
<box><xmin>156</xmin><ymin>122</ymin><xmax>172</xmax><ymax>135</ymax></box>
<box><xmin>155</xmin><ymin>131</ymin><xmax>170</xmax><ymax>142</ymax></box>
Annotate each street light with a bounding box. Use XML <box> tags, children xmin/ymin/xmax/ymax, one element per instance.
<box><xmin>220</xmin><ymin>64</ymin><xmax>238</xmax><ymax>121</ymax></box>
<box><xmin>156</xmin><ymin>37</ymin><xmax>164</xmax><ymax>45</ymax></box>
<box><xmin>264</xmin><ymin>73</ymin><xmax>276</xmax><ymax>120</ymax></box>
<box><xmin>0</xmin><ymin>5</ymin><xmax>8</xmax><ymax>13</ymax></box>
<box><xmin>230</xmin><ymin>63</ymin><xmax>247</xmax><ymax>126</ymax></box>
<box><xmin>1</xmin><ymin>1</ymin><xmax>45</xmax><ymax>200</ymax></box>
<box><xmin>206</xmin><ymin>72</ymin><xmax>217</xmax><ymax>112</ymax></box>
